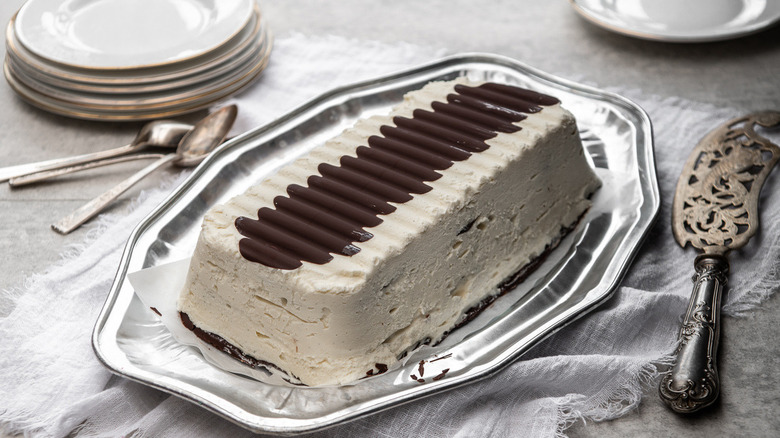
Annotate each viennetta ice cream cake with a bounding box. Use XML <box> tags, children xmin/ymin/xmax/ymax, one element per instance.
<box><xmin>177</xmin><ymin>78</ymin><xmax>601</xmax><ymax>386</ymax></box>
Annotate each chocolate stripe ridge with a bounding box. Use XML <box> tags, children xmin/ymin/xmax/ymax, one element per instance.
<box><xmin>431</xmin><ymin>100</ymin><xmax>521</xmax><ymax>133</ymax></box>
<box><xmin>367</xmin><ymin>135</ymin><xmax>454</xmax><ymax>169</ymax></box>
<box><xmin>354</xmin><ymin>146</ymin><xmax>442</xmax><ymax>181</ymax></box>
<box><xmin>307</xmin><ymin>175</ymin><xmax>399</xmax><ymax>213</ymax></box>
<box><xmin>454</xmin><ymin>84</ymin><xmax>544</xmax><ymax>113</ymax></box>
<box><xmin>273</xmin><ymin>196</ymin><xmax>375</xmax><ymax>242</ymax></box>
<box><xmin>318</xmin><ymin>163</ymin><xmax>415</xmax><ymax>202</ymax></box>
<box><xmin>235</xmin><ymin>216</ymin><xmax>333</xmax><ymax>264</ymax></box>
<box><xmin>480</xmin><ymin>82</ymin><xmax>560</xmax><ymax>106</ymax></box>
<box><xmin>237</xmin><ymin>234</ymin><xmax>305</xmax><ymax>270</ymax></box>
<box><xmin>257</xmin><ymin>207</ymin><xmax>361</xmax><ymax>256</ymax></box>
<box><xmin>380</xmin><ymin>125</ymin><xmax>473</xmax><ymax>160</ymax></box>
<box><xmin>340</xmin><ymin>155</ymin><xmax>434</xmax><ymax>192</ymax></box>
<box><xmin>286</xmin><ymin>183</ymin><xmax>392</xmax><ymax>221</ymax></box>
<box><xmin>412</xmin><ymin>109</ymin><xmax>500</xmax><ymax>140</ymax></box>
<box><xmin>446</xmin><ymin>93</ymin><xmax>529</xmax><ymax>121</ymax></box>
<box><xmin>392</xmin><ymin>117</ymin><xmax>489</xmax><ymax>153</ymax></box>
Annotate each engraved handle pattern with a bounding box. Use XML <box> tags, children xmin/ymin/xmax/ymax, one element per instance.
<box><xmin>659</xmin><ymin>255</ymin><xmax>728</xmax><ymax>413</ymax></box>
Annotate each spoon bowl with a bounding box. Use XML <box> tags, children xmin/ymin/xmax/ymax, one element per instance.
<box><xmin>174</xmin><ymin>104</ymin><xmax>238</xmax><ymax>167</ymax></box>
<box><xmin>132</xmin><ymin>120</ymin><xmax>196</xmax><ymax>155</ymax></box>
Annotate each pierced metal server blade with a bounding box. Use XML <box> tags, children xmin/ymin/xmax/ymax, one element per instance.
<box><xmin>659</xmin><ymin>111</ymin><xmax>780</xmax><ymax>413</ymax></box>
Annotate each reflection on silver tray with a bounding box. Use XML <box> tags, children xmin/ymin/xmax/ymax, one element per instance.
<box><xmin>92</xmin><ymin>53</ymin><xmax>659</xmax><ymax>434</ymax></box>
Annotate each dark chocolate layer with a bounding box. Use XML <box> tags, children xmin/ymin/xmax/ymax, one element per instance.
<box><xmin>179</xmin><ymin>312</ymin><xmax>287</xmax><ymax>376</ymax></box>
<box><xmin>235</xmin><ymin>82</ymin><xmax>558</xmax><ymax>270</ymax></box>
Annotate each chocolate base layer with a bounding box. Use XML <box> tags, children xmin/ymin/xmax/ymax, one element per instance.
<box><xmin>179</xmin><ymin>211</ymin><xmax>587</xmax><ymax>385</ymax></box>
<box><xmin>179</xmin><ymin>312</ymin><xmax>290</xmax><ymax>377</ymax></box>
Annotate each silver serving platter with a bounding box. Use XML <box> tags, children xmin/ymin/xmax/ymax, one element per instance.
<box><xmin>92</xmin><ymin>53</ymin><xmax>658</xmax><ymax>434</ymax></box>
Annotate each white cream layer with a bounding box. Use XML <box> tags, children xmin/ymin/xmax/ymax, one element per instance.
<box><xmin>178</xmin><ymin>78</ymin><xmax>601</xmax><ymax>386</ymax></box>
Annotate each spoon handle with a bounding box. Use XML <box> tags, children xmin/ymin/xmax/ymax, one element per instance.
<box><xmin>52</xmin><ymin>154</ymin><xmax>177</xmax><ymax>235</ymax></box>
<box><xmin>0</xmin><ymin>143</ymin><xmax>138</xmax><ymax>183</ymax></box>
<box><xmin>9</xmin><ymin>153</ymin><xmax>165</xmax><ymax>187</ymax></box>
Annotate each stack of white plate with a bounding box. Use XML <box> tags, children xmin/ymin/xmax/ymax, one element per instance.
<box><xmin>4</xmin><ymin>0</ymin><xmax>271</xmax><ymax>121</ymax></box>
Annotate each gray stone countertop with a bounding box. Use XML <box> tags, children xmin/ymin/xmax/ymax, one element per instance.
<box><xmin>0</xmin><ymin>1</ymin><xmax>778</xmax><ymax>437</ymax></box>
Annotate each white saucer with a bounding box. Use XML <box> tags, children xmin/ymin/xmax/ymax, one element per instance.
<box><xmin>570</xmin><ymin>0</ymin><xmax>780</xmax><ymax>43</ymax></box>
<box><xmin>15</xmin><ymin>0</ymin><xmax>254</xmax><ymax>69</ymax></box>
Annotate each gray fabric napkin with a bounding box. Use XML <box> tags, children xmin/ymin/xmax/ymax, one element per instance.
<box><xmin>1</xmin><ymin>33</ymin><xmax>778</xmax><ymax>438</ymax></box>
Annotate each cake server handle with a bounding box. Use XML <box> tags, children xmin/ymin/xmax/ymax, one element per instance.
<box><xmin>51</xmin><ymin>154</ymin><xmax>177</xmax><ymax>235</ymax></box>
<box><xmin>659</xmin><ymin>254</ymin><xmax>728</xmax><ymax>413</ymax></box>
<box><xmin>8</xmin><ymin>153</ymin><xmax>165</xmax><ymax>187</ymax></box>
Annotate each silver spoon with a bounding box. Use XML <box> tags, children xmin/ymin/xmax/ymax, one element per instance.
<box><xmin>0</xmin><ymin>120</ymin><xmax>193</xmax><ymax>183</ymax></box>
<box><xmin>52</xmin><ymin>105</ymin><xmax>237</xmax><ymax>235</ymax></box>
<box><xmin>9</xmin><ymin>153</ymin><xmax>165</xmax><ymax>187</ymax></box>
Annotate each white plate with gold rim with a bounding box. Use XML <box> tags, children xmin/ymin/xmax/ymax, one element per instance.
<box><xmin>570</xmin><ymin>0</ymin><xmax>780</xmax><ymax>42</ymax></box>
<box><xmin>15</xmin><ymin>0</ymin><xmax>255</xmax><ymax>69</ymax></box>
<box><xmin>4</xmin><ymin>35</ymin><xmax>271</xmax><ymax>121</ymax></box>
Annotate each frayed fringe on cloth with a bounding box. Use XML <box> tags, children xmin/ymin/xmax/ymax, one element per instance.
<box><xmin>556</xmin><ymin>354</ymin><xmax>676</xmax><ymax>436</ymax></box>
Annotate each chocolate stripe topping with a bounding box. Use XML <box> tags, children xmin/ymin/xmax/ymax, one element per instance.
<box><xmin>235</xmin><ymin>82</ymin><xmax>559</xmax><ymax>269</ymax></box>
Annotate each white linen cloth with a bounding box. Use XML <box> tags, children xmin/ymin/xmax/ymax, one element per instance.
<box><xmin>1</xmin><ymin>33</ymin><xmax>779</xmax><ymax>438</ymax></box>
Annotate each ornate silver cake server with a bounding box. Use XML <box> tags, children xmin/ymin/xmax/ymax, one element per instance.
<box><xmin>659</xmin><ymin>111</ymin><xmax>780</xmax><ymax>413</ymax></box>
